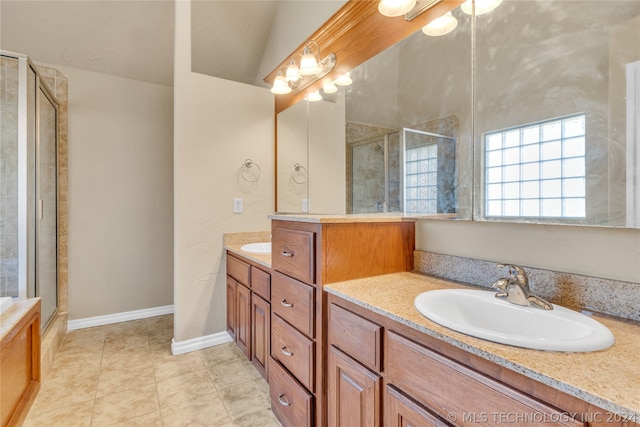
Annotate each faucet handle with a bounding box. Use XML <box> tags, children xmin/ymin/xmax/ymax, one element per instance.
<box><xmin>497</xmin><ymin>264</ymin><xmax>529</xmax><ymax>287</ymax></box>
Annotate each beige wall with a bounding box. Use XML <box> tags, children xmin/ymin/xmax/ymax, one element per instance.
<box><xmin>61</xmin><ymin>64</ymin><xmax>174</xmax><ymax>320</ymax></box>
<box><xmin>174</xmin><ymin>0</ymin><xmax>274</xmax><ymax>342</ymax></box>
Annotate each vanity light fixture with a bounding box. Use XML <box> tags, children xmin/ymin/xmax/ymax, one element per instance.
<box><xmin>334</xmin><ymin>72</ymin><xmax>352</xmax><ymax>86</ymax></box>
<box><xmin>461</xmin><ymin>0</ymin><xmax>503</xmax><ymax>15</ymax></box>
<box><xmin>270</xmin><ymin>71</ymin><xmax>292</xmax><ymax>95</ymax></box>
<box><xmin>300</xmin><ymin>41</ymin><xmax>322</xmax><ymax>76</ymax></box>
<box><xmin>378</xmin><ymin>0</ymin><xmax>417</xmax><ymax>17</ymax></box>
<box><xmin>422</xmin><ymin>11</ymin><xmax>458</xmax><ymax>36</ymax></box>
<box><xmin>305</xmin><ymin>90</ymin><xmax>323</xmax><ymax>102</ymax></box>
<box><xmin>270</xmin><ymin>39</ymin><xmax>337</xmax><ymax>96</ymax></box>
<box><xmin>323</xmin><ymin>81</ymin><xmax>338</xmax><ymax>94</ymax></box>
<box><xmin>285</xmin><ymin>60</ymin><xmax>300</xmax><ymax>82</ymax></box>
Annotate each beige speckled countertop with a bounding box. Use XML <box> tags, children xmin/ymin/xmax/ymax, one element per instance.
<box><xmin>223</xmin><ymin>231</ymin><xmax>272</xmax><ymax>268</ymax></box>
<box><xmin>225</xmin><ymin>244</ymin><xmax>271</xmax><ymax>268</ymax></box>
<box><xmin>268</xmin><ymin>213</ymin><xmax>422</xmax><ymax>223</ymax></box>
<box><xmin>324</xmin><ymin>272</ymin><xmax>640</xmax><ymax>421</ymax></box>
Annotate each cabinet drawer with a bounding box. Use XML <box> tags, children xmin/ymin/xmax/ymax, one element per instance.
<box><xmin>227</xmin><ymin>254</ymin><xmax>250</xmax><ymax>285</ymax></box>
<box><xmin>272</xmin><ymin>227</ymin><xmax>315</xmax><ymax>284</ymax></box>
<box><xmin>271</xmin><ymin>271</ymin><xmax>315</xmax><ymax>338</ymax></box>
<box><xmin>385</xmin><ymin>384</ymin><xmax>451</xmax><ymax>427</ymax></box>
<box><xmin>269</xmin><ymin>357</ymin><xmax>313</xmax><ymax>427</ymax></box>
<box><xmin>250</xmin><ymin>266</ymin><xmax>271</xmax><ymax>301</ymax></box>
<box><xmin>386</xmin><ymin>331</ymin><xmax>586</xmax><ymax>427</ymax></box>
<box><xmin>329</xmin><ymin>303</ymin><xmax>382</xmax><ymax>371</ymax></box>
<box><xmin>271</xmin><ymin>314</ymin><xmax>315</xmax><ymax>392</ymax></box>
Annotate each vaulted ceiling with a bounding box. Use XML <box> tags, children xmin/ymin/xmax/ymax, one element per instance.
<box><xmin>0</xmin><ymin>1</ymin><xmax>290</xmax><ymax>87</ymax></box>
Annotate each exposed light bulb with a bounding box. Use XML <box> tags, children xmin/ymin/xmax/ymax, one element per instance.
<box><xmin>305</xmin><ymin>90</ymin><xmax>322</xmax><ymax>102</ymax></box>
<box><xmin>461</xmin><ymin>0</ymin><xmax>503</xmax><ymax>15</ymax></box>
<box><xmin>285</xmin><ymin>60</ymin><xmax>300</xmax><ymax>82</ymax></box>
<box><xmin>334</xmin><ymin>72</ymin><xmax>352</xmax><ymax>86</ymax></box>
<box><xmin>299</xmin><ymin>47</ymin><xmax>320</xmax><ymax>76</ymax></box>
<box><xmin>323</xmin><ymin>82</ymin><xmax>338</xmax><ymax>94</ymax></box>
<box><xmin>378</xmin><ymin>0</ymin><xmax>417</xmax><ymax>17</ymax></box>
<box><xmin>422</xmin><ymin>12</ymin><xmax>458</xmax><ymax>36</ymax></box>
<box><xmin>270</xmin><ymin>74</ymin><xmax>291</xmax><ymax>95</ymax></box>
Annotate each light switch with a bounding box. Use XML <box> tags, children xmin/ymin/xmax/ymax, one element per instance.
<box><xmin>302</xmin><ymin>199</ymin><xmax>309</xmax><ymax>213</ymax></box>
<box><xmin>233</xmin><ymin>198</ymin><xmax>243</xmax><ymax>214</ymax></box>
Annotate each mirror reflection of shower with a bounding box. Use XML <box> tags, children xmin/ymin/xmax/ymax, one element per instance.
<box><xmin>402</xmin><ymin>128</ymin><xmax>457</xmax><ymax>215</ymax></box>
<box><xmin>348</xmin><ymin>131</ymin><xmax>402</xmax><ymax>214</ymax></box>
<box><xmin>347</xmin><ymin>127</ymin><xmax>457</xmax><ymax>215</ymax></box>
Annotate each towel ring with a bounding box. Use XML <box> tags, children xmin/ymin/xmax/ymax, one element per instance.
<box><xmin>240</xmin><ymin>159</ymin><xmax>261</xmax><ymax>182</ymax></box>
<box><xmin>292</xmin><ymin>163</ymin><xmax>307</xmax><ymax>184</ymax></box>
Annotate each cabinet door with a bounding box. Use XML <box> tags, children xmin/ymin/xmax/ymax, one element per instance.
<box><xmin>327</xmin><ymin>345</ymin><xmax>381</xmax><ymax>427</ymax></box>
<box><xmin>226</xmin><ymin>277</ymin><xmax>237</xmax><ymax>340</ymax></box>
<box><xmin>236</xmin><ymin>283</ymin><xmax>251</xmax><ymax>358</ymax></box>
<box><xmin>251</xmin><ymin>293</ymin><xmax>270</xmax><ymax>380</ymax></box>
<box><xmin>385</xmin><ymin>384</ymin><xmax>452</xmax><ymax>427</ymax></box>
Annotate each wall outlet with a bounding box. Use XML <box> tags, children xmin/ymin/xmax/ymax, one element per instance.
<box><xmin>233</xmin><ymin>198</ymin><xmax>243</xmax><ymax>214</ymax></box>
<box><xmin>302</xmin><ymin>199</ymin><xmax>310</xmax><ymax>213</ymax></box>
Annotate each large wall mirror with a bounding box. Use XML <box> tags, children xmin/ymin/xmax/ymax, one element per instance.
<box><xmin>275</xmin><ymin>0</ymin><xmax>640</xmax><ymax>229</ymax></box>
<box><xmin>473</xmin><ymin>0</ymin><xmax>640</xmax><ymax>228</ymax></box>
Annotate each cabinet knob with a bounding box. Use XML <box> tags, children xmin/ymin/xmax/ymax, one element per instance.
<box><xmin>281</xmin><ymin>251</ymin><xmax>294</xmax><ymax>257</ymax></box>
<box><xmin>277</xmin><ymin>394</ymin><xmax>291</xmax><ymax>407</ymax></box>
<box><xmin>280</xmin><ymin>299</ymin><xmax>294</xmax><ymax>308</ymax></box>
<box><xmin>280</xmin><ymin>346</ymin><xmax>294</xmax><ymax>357</ymax></box>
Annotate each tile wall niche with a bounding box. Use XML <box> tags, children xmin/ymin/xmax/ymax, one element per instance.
<box><xmin>35</xmin><ymin>64</ymin><xmax>68</xmax><ymax>378</ymax></box>
<box><xmin>414</xmin><ymin>250</ymin><xmax>640</xmax><ymax>322</ymax></box>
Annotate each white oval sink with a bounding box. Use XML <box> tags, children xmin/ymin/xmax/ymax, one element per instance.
<box><xmin>240</xmin><ymin>242</ymin><xmax>271</xmax><ymax>254</ymax></box>
<box><xmin>414</xmin><ymin>289</ymin><xmax>615</xmax><ymax>352</ymax></box>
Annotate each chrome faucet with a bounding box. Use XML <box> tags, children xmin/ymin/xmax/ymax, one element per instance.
<box><xmin>491</xmin><ymin>264</ymin><xmax>553</xmax><ymax>310</ymax></box>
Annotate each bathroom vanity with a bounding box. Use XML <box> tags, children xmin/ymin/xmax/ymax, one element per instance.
<box><xmin>225</xmin><ymin>246</ymin><xmax>272</xmax><ymax>380</ymax></box>
<box><xmin>0</xmin><ymin>298</ymin><xmax>41</xmax><ymax>427</ymax></box>
<box><xmin>325</xmin><ymin>273</ymin><xmax>640</xmax><ymax>427</ymax></box>
<box><xmin>225</xmin><ymin>216</ymin><xmax>640</xmax><ymax>427</ymax></box>
<box><xmin>267</xmin><ymin>215</ymin><xmax>416</xmax><ymax>427</ymax></box>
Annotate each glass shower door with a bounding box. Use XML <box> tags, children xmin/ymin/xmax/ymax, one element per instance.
<box><xmin>36</xmin><ymin>86</ymin><xmax>58</xmax><ymax>327</ymax></box>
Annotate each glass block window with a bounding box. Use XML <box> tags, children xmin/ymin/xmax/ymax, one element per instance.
<box><xmin>484</xmin><ymin>114</ymin><xmax>586</xmax><ymax>218</ymax></box>
<box><xmin>405</xmin><ymin>144</ymin><xmax>438</xmax><ymax>214</ymax></box>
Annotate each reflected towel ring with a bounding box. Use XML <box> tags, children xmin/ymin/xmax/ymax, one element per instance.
<box><xmin>292</xmin><ymin>163</ymin><xmax>307</xmax><ymax>184</ymax></box>
<box><xmin>240</xmin><ymin>159</ymin><xmax>261</xmax><ymax>182</ymax></box>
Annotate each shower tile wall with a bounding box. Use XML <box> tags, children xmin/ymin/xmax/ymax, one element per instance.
<box><xmin>346</xmin><ymin>122</ymin><xmax>397</xmax><ymax>213</ymax></box>
<box><xmin>0</xmin><ymin>56</ymin><xmax>19</xmax><ymax>298</ymax></box>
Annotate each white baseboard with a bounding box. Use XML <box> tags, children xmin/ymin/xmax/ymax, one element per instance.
<box><xmin>67</xmin><ymin>305</ymin><xmax>174</xmax><ymax>331</ymax></box>
<box><xmin>171</xmin><ymin>331</ymin><xmax>233</xmax><ymax>355</ymax></box>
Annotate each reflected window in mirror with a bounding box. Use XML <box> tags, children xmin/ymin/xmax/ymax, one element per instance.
<box><xmin>483</xmin><ymin>114</ymin><xmax>586</xmax><ymax>219</ymax></box>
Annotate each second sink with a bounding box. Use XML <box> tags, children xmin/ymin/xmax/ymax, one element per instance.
<box><xmin>240</xmin><ymin>242</ymin><xmax>271</xmax><ymax>254</ymax></box>
<box><xmin>414</xmin><ymin>289</ymin><xmax>615</xmax><ymax>352</ymax></box>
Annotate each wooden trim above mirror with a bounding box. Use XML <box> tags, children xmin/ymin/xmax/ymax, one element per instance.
<box><xmin>265</xmin><ymin>0</ymin><xmax>466</xmax><ymax>114</ymax></box>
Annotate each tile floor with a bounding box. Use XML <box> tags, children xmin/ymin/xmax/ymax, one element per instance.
<box><xmin>24</xmin><ymin>315</ymin><xmax>281</xmax><ymax>427</ymax></box>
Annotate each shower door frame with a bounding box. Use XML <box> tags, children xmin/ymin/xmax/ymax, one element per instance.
<box><xmin>3</xmin><ymin>51</ymin><xmax>59</xmax><ymax>329</ymax></box>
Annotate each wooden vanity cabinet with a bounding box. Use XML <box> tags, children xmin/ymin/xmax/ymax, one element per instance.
<box><xmin>225</xmin><ymin>252</ymin><xmax>271</xmax><ymax>380</ymax></box>
<box><xmin>269</xmin><ymin>219</ymin><xmax>415</xmax><ymax>427</ymax></box>
<box><xmin>327</xmin><ymin>292</ymin><xmax>637</xmax><ymax>427</ymax></box>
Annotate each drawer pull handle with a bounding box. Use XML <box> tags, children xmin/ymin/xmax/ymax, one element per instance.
<box><xmin>277</xmin><ymin>394</ymin><xmax>291</xmax><ymax>407</ymax></box>
<box><xmin>281</xmin><ymin>251</ymin><xmax>294</xmax><ymax>257</ymax></box>
<box><xmin>280</xmin><ymin>299</ymin><xmax>293</xmax><ymax>308</ymax></box>
<box><xmin>280</xmin><ymin>346</ymin><xmax>293</xmax><ymax>356</ymax></box>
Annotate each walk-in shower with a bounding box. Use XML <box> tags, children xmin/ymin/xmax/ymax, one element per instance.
<box><xmin>1</xmin><ymin>51</ymin><xmax>59</xmax><ymax>330</ymax></box>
